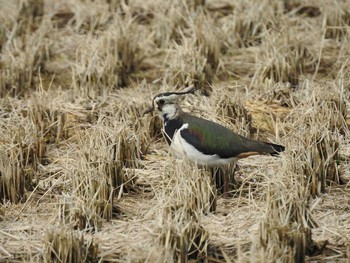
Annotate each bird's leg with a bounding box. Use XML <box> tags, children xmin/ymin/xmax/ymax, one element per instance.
<box><xmin>223</xmin><ymin>170</ymin><xmax>229</xmax><ymax>198</ymax></box>
<box><xmin>210</xmin><ymin>164</ymin><xmax>238</xmax><ymax>198</ymax></box>
<box><xmin>223</xmin><ymin>163</ymin><xmax>238</xmax><ymax>198</ymax></box>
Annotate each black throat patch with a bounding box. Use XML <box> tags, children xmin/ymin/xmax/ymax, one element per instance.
<box><xmin>163</xmin><ymin>117</ymin><xmax>184</xmax><ymax>145</ymax></box>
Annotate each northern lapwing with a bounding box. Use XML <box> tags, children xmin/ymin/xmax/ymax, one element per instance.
<box><xmin>144</xmin><ymin>88</ymin><xmax>285</xmax><ymax>166</ymax></box>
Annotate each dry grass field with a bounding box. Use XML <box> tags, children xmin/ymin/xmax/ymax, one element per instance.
<box><xmin>1</xmin><ymin>0</ymin><xmax>350</xmax><ymax>262</ymax></box>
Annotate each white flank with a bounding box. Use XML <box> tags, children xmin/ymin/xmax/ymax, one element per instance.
<box><xmin>170</xmin><ymin>123</ymin><xmax>237</xmax><ymax>166</ymax></box>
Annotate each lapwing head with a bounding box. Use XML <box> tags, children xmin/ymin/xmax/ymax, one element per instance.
<box><xmin>144</xmin><ymin>87</ymin><xmax>198</xmax><ymax>121</ymax></box>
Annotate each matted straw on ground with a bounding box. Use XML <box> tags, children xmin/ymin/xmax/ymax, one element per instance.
<box><xmin>1</xmin><ymin>0</ymin><xmax>350</xmax><ymax>262</ymax></box>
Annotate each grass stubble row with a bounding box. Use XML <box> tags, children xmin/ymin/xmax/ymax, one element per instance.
<box><xmin>1</xmin><ymin>0</ymin><xmax>350</xmax><ymax>262</ymax></box>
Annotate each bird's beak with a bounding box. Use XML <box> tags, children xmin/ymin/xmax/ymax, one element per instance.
<box><xmin>143</xmin><ymin>106</ymin><xmax>154</xmax><ymax>115</ymax></box>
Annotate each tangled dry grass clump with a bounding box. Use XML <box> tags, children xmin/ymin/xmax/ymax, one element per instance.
<box><xmin>1</xmin><ymin>0</ymin><xmax>350</xmax><ymax>262</ymax></box>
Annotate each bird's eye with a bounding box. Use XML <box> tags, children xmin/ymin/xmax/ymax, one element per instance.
<box><xmin>159</xmin><ymin>99</ymin><xmax>165</xmax><ymax>104</ymax></box>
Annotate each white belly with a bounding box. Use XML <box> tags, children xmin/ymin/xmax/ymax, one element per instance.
<box><xmin>168</xmin><ymin>123</ymin><xmax>237</xmax><ymax>166</ymax></box>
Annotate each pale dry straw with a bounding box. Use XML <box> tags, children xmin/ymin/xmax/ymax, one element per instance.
<box><xmin>1</xmin><ymin>0</ymin><xmax>350</xmax><ymax>262</ymax></box>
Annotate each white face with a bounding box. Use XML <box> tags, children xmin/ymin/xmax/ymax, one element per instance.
<box><xmin>153</xmin><ymin>94</ymin><xmax>180</xmax><ymax>120</ymax></box>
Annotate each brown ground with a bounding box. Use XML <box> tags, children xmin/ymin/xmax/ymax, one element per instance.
<box><xmin>1</xmin><ymin>0</ymin><xmax>350</xmax><ymax>262</ymax></box>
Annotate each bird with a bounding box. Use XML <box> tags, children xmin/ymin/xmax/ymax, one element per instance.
<box><xmin>144</xmin><ymin>88</ymin><xmax>285</xmax><ymax>166</ymax></box>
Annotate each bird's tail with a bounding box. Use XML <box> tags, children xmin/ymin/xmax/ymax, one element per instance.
<box><xmin>264</xmin><ymin>142</ymin><xmax>285</xmax><ymax>156</ymax></box>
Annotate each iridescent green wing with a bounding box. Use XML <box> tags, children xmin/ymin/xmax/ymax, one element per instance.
<box><xmin>180</xmin><ymin>114</ymin><xmax>251</xmax><ymax>158</ymax></box>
